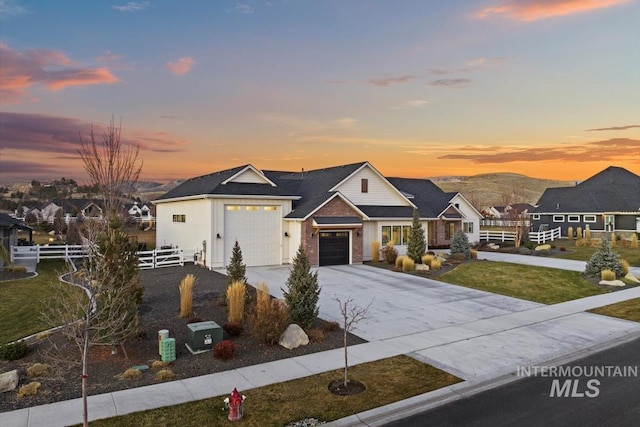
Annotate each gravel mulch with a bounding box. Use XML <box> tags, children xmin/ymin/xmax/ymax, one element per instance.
<box><xmin>0</xmin><ymin>265</ymin><xmax>366</xmax><ymax>412</ymax></box>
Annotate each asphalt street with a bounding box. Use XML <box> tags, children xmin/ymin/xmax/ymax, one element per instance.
<box><xmin>385</xmin><ymin>336</ymin><xmax>640</xmax><ymax>427</ymax></box>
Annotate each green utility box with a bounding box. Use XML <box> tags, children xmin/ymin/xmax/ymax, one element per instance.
<box><xmin>186</xmin><ymin>321</ymin><xmax>222</xmax><ymax>354</ymax></box>
<box><xmin>161</xmin><ymin>338</ymin><xmax>176</xmax><ymax>362</ymax></box>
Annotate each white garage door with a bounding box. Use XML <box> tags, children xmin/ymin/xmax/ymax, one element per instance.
<box><xmin>224</xmin><ymin>205</ymin><xmax>281</xmax><ymax>266</ymax></box>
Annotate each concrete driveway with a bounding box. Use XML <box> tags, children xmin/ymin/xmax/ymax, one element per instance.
<box><xmin>246</xmin><ymin>262</ymin><xmax>640</xmax><ymax>381</ymax></box>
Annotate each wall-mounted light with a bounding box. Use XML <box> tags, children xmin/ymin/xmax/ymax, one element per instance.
<box><xmin>356</xmin><ymin>231</ymin><xmax>360</xmax><ymax>236</ymax></box>
<box><xmin>284</xmin><ymin>232</ymin><xmax>289</xmax><ymax>237</ymax></box>
<box><xmin>216</xmin><ymin>233</ymin><xmax>222</xmax><ymax>239</ymax></box>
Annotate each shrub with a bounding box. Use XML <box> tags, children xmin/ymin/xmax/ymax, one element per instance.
<box><xmin>322</xmin><ymin>321</ymin><xmax>340</xmax><ymax>332</ymax></box>
<box><xmin>452</xmin><ymin>253</ymin><xmax>465</xmax><ymax>261</ymax></box>
<box><xmin>151</xmin><ymin>360</ymin><xmax>168</xmax><ymax>369</ymax></box>
<box><xmin>17</xmin><ymin>381</ymin><xmax>41</xmax><ymax>398</ymax></box>
<box><xmin>213</xmin><ymin>340</ymin><xmax>235</xmax><ymax>360</ymax></box>
<box><xmin>450</xmin><ymin>230</ymin><xmax>470</xmax><ymax>259</ymax></box>
<box><xmin>395</xmin><ymin>255</ymin><xmax>405</xmax><ymax>269</ymax></box>
<box><xmin>585</xmin><ymin>240</ymin><xmax>623</xmax><ymax>278</ymax></box>
<box><xmin>601</xmin><ymin>270</ymin><xmax>616</xmax><ymax>281</ymax></box>
<box><xmin>155</xmin><ymin>369</ymin><xmax>176</xmax><ymax>382</ymax></box>
<box><xmin>421</xmin><ymin>254</ymin><xmax>434</xmax><ymax>267</ymax></box>
<box><xmin>524</xmin><ymin>241</ymin><xmax>535</xmax><ymax>250</ymax></box>
<box><xmin>620</xmin><ymin>259</ymin><xmax>630</xmax><ymax>275</ymax></box>
<box><xmin>406</xmin><ymin>209</ymin><xmax>426</xmax><ymax>262</ymax></box>
<box><xmin>3</xmin><ymin>265</ymin><xmax>27</xmax><ymax>273</ymax></box>
<box><xmin>282</xmin><ymin>246</ymin><xmax>320</xmax><ymax>330</ymax></box>
<box><xmin>431</xmin><ymin>257</ymin><xmax>442</xmax><ymax>270</ymax></box>
<box><xmin>120</xmin><ymin>368</ymin><xmax>142</xmax><ymax>380</ymax></box>
<box><xmin>371</xmin><ymin>241</ymin><xmax>380</xmax><ymax>263</ymax></box>
<box><xmin>631</xmin><ymin>234</ymin><xmax>638</xmax><ymax>249</ymax></box>
<box><xmin>226</xmin><ymin>240</ymin><xmax>247</xmax><ymax>286</ymax></box>
<box><xmin>470</xmin><ymin>249</ymin><xmax>478</xmax><ymax>259</ymax></box>
<box><xmin>567</xmin><ymin>226</ymin><xmax>574</xmax><ymax>240</ymax></box>
<box><xmin>0</xmin><ymin>341</ymin><xmax>29</xmax><ymax>361</ymax></box>
<box><xmin>27</xmin><ymin>363</ymin><xmax>52</xmax><ymax>377</ymax></box>
<box><xmin>402</xmin><ymin>257</ymin><xmax>415</xmax><ymax>272</ymax></box>
<box><xmin>249</xmin><ymin>298</ymin><xmax>290</xmax><ymax>345</ymax></box>
<box><xmin>223</xmin><ymin>322</ymin><xmax>244</xmax><ymax>337</ymax></box>
<box><xmin>560</xmin><ymin>247</ymin><xmax>566</xmax><ymax>252</ymax></box>
<box><xmin>576</xmin><ymin>227</ymin><xmax>583</xmax><ymax>239</ymax></box>
<box><xmin>585</xmin><ymin>227</ymin><xmax>591</xmax><ymax>240</ymax></box>
<box><xmin>381</xmin><ymin>242</ymin><xmax>398</xmax><ymax>264</ymax></box>
<box><xmin>610</xmin><ymin>233</ymin><xmax>617</xmax><ymax>248</ymax></box>
<box><xmin>307</xmin><ymin>328</ymin><xmax>325</xmax><ymax>343</ymax></box>
<box><xmin>519</xmin><ymin>247</ymin><xmax>532</xmax><ymax>255</ymax></box>
<box><xmin>179</xmin><ymin>274</ymin><xmax>196</xmax><ymax>318</ymax></box>
<box><xmin>226</xmin><ymin>280</ymin><xmax>247</xmax><ymax>324</ymax></box>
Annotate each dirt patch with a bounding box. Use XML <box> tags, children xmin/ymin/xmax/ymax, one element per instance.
<box><xmin>0</xmin><ymin>265</ymin><xmax>366</xmax><ymax>412</ymax></box>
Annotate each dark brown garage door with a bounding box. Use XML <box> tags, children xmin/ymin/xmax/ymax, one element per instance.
<box><xmin>319</xmin><ymin>231</ymin><xmax>349</xmax><ymax>266</ymax></box>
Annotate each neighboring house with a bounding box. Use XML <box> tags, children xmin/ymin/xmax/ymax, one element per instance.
<box><xmin>15</xmin><ymin>203</ymin><xmax>42</xmax><ymax>221</ymax></box>
<box><xmin>531</xmin><ymin>166</ymin><xmax>640</xmax><ymax>236</ymax></box>
<box><xmin>125</xmin><ymin>202</ymin><xmax>154</xmax><ymax>222</ymax></box>
<box><xmin>154</xmin><ymin>161</ymin><xmax>482</xmax><ymax>268</ymax></box>
<box><xmin>41</xmin><ymin>198</ymin><xmax>104</xmax><ymax>223</ymax></box>
<box><xmin>0</xmin><ymin>213</ymin><xmax>32</xmax><ymax>266</ymax></box>
<box><xmin>487</xmin><ymin>203</ymin><xmax>535</xmax><ymax>219</ymax></box>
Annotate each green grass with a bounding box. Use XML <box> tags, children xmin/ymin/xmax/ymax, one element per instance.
<box><xmin>438</xmin><ymin>261</ymin><xmax>607</xmax><ymax>304</ymax></box>
<box><xmin>84</xmin><ymin>356</ymin><xmax>461</xmax><ymax>427</ymax></box>
<box><xmin>588</xmin><ymin>298</ymin><xmax>640</xmax><ymax>322</ymax></box>
<box><xmin>0</xmin><ymin>260</ymin><xmax>71</xmax><ymax>344</ymax></box>
<box><xmin>551</xmin><ymin>239</ymin><xmax>640</xmax><ymax>266</ymax></box>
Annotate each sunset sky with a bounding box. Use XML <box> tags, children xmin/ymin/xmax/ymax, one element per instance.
<box><xmin>1</xmin><ymin>0</ymin><xmax>639</xmax><ymax>185</ymax></box>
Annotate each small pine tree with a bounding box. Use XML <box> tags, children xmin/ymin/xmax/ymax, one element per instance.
<box><xmin>450</xmin><ymin>230</ymin><xmax>470</xmax><ymax>259</ymax></box>
<box><xmin>406</xmin><ymin>209</ymin><xmax>426</xmax><ymax>263</ymax></box>
<box><xmin>226</xmin><ymin>240</ymin><xmax>247</xmax><ymax>286</ymax></box>
<box><xmin>585</xmin><ymin>239</ymin><xmax>623</xmax><ymax>277</ymax></box>
<box><xmin>282</xmin><ymin>245</ymin><xmax>320</xmax><ymax>329</ymax></box>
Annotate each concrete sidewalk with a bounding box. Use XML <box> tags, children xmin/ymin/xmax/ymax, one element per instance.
<box><xmin>2</xmin><ymin>255</ymin><xmax>639</xmax><ymax>427</ymax></box>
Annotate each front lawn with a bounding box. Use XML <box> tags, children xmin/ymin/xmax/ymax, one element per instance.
<box><xmin>0</xmin><ymin>260</ymin><xmax>72</xmax><ymax>344</ymax></box>
<box><xmin>437</xmin><ymin>260</ymin><xmax>608</xmax><ymax>304</ymax></box>
<box><xmin>550</xmin><ymin>238</ymin><xmax>640</xmax><ymax>266</ymax></box>
<box><xmin>83</xmin><ymin>355</ymin><xmax>461</xmax><ymax>427</ymax></box>
<box><xmin>588</xmin><ymin>298</ymin><xmax>640</xmax><ymax>322</ymax></box>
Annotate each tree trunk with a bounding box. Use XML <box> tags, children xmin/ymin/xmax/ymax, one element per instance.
<box><xmin>82</xmin><ymin>330</ymin><xmax>89</xmax><ymax>427</ymax></box>
<box><xmin>343</xmin><ymin>311</ymin><xmax>348</xmax><ymax>388</ymax></box>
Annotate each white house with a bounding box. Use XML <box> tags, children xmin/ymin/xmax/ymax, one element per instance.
<box><xmin>153</xmin><ymin>162</ymin><xmax>482</xmax><ymax>268</ymax></box>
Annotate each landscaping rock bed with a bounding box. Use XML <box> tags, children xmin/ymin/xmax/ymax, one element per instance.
<box><xmin>0</xmin><ymin>265</ymin><xmax>366</xmax><ymax>412</ymax></box>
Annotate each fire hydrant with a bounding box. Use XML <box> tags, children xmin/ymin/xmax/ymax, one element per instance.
<box><xmin>224</xmin><ymin>388</ymin><xmax>246</xmax><ymax>421</ymax></box>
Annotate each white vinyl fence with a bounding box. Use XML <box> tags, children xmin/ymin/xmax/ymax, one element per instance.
<box><xmin>11</xmin><ymin>245</ymin><xmax>190</xmax><ymax>269</ymax></box>
<box><xmin>479</xmin><ymin>226</ymin><xmax>562</xmax><ymax>244</ymax></box>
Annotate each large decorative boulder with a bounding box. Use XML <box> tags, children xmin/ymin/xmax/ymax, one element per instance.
<box><xmin>599</xmin><ymin>279</ymin><xmax>626</xmax><ymax>287</ymax></box>
<box><xmin>0</xmin><ymin>370</ymin><xmax>19</xmax><ymax>393</ymax></box>
<box><xmin>624</xmin><ymin>273</ymin><xmax>640</xmax><ymax>283</ymax></box>
<box><xmin>279</xmin><ymin>324</ymin><xmax>309</xmax><ymax>350</ymax></box>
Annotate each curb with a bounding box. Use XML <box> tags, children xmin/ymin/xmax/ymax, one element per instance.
<box><xmin>326</xmin><ymin>329</ymin><xmax>640</xmax><ymax>426</ymax></box>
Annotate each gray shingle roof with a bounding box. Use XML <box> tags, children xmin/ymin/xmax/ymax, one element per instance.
<box><xmin>386</xmin><ymin>177</ymin><xmax>454</xmax><ymax>218</ymax></box>
<box><xmin>534</xmin><ymin>166</ymin><xmax>640</xmax><ymax>213</ymax></box>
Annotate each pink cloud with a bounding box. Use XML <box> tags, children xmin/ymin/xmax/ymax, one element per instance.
<box><xmin>0</xmin><ymin>42</ymin><xmax>119</xmax><ymax>103</ymax></box>
<box><xmin>475</xmin><ymin>0</ymin><xmax>630</xmax><ymax>21</ymax></box>
<box><xmin>165</xmin><ymin>57</ymin><xmax>195</xmax><ymax>75</ymax></box>
<box><xmin>367</xmin><ymin>75</ymin><xmax>414</xmax><ymax>87</ymax></box>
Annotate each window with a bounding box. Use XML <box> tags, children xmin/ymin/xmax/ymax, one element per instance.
<box><xmin>568</xmin><ymin>215</ymin><xmax>580</xmax><ymax>222</ymax></box>
<box><xmin>553</xmin><ymin>215</ymin><xmax>565</xmax><ymax>222</ymax></box>
<box><xmin>226</xmin><ymin>206</ymin><xmax>241</xmax><ymax>211</ymax></box>
<box><xmin>445</xmin><ymin>222</ymin><xmax>455</xmax><ymax>240</ymax></box>
<box><xmin>381</xmin><ymin>225</ymin><xmax>412</xmax><ymax>245</ymax></box>
<box><xmin>532</xmin><ymin>214</ymin><xmax>540</xmax><ymax>220</ymax></box>
<box><xmin>463</xmin><ymin>222</ymin><xmax>474</xmax><ymax>233</ymax></box>
<box><xmin>172</xmin><ymin>214</ymin><xmax>186</xmax><ymax>223</ymax></box>
<box><xmin>245</xmin><ymin>206</ymin><xmax>260</xmax><ymax>211</ymax></box>
<box><xmin>264</xmin><ymin>206</ymin><xmax>277</xmax><ymax>211</ymax></box>
<box><xmin>583</xmin><ymin>215</ymin><xmax>596</xmax><ymax>223</ymax></box>
<box><xmin>361</xmin><ymin>178</ymin><xmax>368</xmax><ymax>193</ymax></box>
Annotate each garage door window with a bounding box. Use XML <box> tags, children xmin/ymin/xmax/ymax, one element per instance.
<box><xmin>226</xmin><ymin>206</ymin><xmax>241</xmax><ymax>211</ymax></box>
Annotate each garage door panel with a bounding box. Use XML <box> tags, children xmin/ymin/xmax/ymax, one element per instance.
<box><xmin>224</xmin><ymin>206</ymin><xmax>280</xmax><ymax>266</ymax></box>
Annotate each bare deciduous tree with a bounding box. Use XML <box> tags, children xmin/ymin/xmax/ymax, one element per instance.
<box><xmin>335</xmin><ymin>296</ymin><xmax>372</xmax><ymax>387</ymax></box>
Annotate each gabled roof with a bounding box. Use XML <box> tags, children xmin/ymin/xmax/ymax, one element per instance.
<box><xmin>0</xmin><ymin>213</ymin><xmax>31</xmax><ymax>230</ymax></box>
<box><xmin>155</xmin><ymin>164</ymin><xmax>298</xmax><ymax>202</ymax></box>
<box><xmin>386</xmin><ymin>177</ymin><xmax>456</xmax><ymax>218</ymax></box>
<box><xmin>534</xmin><ymin>166</ymin><xmax>640</xmax><ymax>213</ymax></box>
<box><xmin>263</xmin><ymin>162</ymin><xmax>368</xmax><ymax>218</ymax></box>
<box><xmin>49</xmin><ymin>198</ymin><xmax>104</xmax><ymax>214</ymax></box>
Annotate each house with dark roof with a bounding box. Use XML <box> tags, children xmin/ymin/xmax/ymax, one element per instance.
<box><xmin>0</xmin><ymin>213</ymin><xmax>32</xmax><ymax>266</ymax></box>
<box><xmin>487</xmin><ymin>203</ymin><xmax>535</xmax><ymax>219</ymax></box>
<box><xmin>40</xmin><ymin>199</ymin><xmax>104</xmax><ymax>223</ymax></box>
<box><xmin>154</xmin><ymin>161</ymin><xmax>482</xmax><ymax>268</ymax></box>
<box><xmin>531</xmin><ymin>166</ymin><xmax>640</xmax><ymax>237</ymax></box>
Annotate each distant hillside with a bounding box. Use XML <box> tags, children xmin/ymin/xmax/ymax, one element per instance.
<box><xmin>432</xmin><ymin>173</ymin><xmax>575</xmax><ymax>211</ymax></box>
<box><xmin>134</xmin><ymin>180</ymin><xmax>184</xmax><ymax>201</ymax></box>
